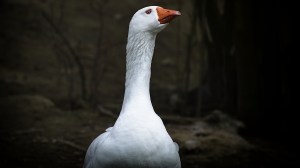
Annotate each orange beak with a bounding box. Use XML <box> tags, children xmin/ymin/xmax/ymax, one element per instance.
<box><xmin>156</xmin><ymin>7</ymin><xmax>181</xmax><ymax>24</ymax></box>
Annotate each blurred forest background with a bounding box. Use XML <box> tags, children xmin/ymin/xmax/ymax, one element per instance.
<box><xmin>0</xmin><ymin>0</ymin><xmax>295</xmax><ymax>168</ymax></box>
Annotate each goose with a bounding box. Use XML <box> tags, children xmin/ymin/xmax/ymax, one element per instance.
<box><xmin>84</xmin><ymin>6</ymin><xmax>181</xmax><ymax>168</ymax></box>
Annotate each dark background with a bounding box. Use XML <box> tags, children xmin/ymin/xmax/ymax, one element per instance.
<box><xmin>0</xmin><ymin>0</ymin><xmax>295</xmax><ymax>167</ymax></box>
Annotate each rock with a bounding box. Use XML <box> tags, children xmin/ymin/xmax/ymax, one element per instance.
<box><xmin>203</xmin><ymin>110</ymin><xmax>244</xmax><ymax>133</ymax></box>
<box><xmin>167</xmin><ymin>110</ymin><xmax>256</xmax><ymax>167</ymax></box>
<box><xmin>2</xmin><ymin>94</ymin><xmax>55</xmax><ymax>112</ymax></box>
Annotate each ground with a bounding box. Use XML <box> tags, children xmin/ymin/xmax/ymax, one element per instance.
<box><xmin>1</xmin><ymin>95</ymin><xmax>297</xmax><ymax>168</ymax></box>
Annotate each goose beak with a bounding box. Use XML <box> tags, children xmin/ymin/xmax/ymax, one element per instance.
<box><xmin>156</xmin><ymin>7</ymin><xmax>181</xmax><ymax>24</ymax></box>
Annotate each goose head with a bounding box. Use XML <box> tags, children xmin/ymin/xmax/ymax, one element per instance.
<box><xmin>129</xmin><ymin>6</ymin><xmax>181</xmax><ymax>34</ymax></box>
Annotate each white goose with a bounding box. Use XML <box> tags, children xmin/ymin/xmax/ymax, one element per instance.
<box><xmin>84</xmin><ymin>6</ymin><xmax>181</xmax><ymax>168</ymax></box>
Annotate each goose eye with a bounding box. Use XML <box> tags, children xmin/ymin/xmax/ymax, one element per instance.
<box><xmin>145</xmin><ymin>9</ymin><xmax>152</xmax><ymax>14</ymax></box>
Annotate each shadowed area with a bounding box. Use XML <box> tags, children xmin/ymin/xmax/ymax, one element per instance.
<box><xmin>0</xmin><ymin>0</ymin><xmax>295</xmax><ymax>168</ymax></box>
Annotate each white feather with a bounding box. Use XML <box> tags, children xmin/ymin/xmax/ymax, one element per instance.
<box><xmin>84</xmin><ymin>6</ymin><xmax>181</xmax><ymax>168</ymax></box>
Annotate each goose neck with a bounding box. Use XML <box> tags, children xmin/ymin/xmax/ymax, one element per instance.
<box><xmin>122</xmin><ymin>32</ymin><xmax>157</xmax><ymax>113</ymax></box>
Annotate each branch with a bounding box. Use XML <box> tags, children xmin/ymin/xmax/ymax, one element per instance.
<box><xmin>41</xmin><ymin>11</ymin><xmax>87</xmax><ymax>100</ymax></box>
<box><xmin>52</xmin><ymin>138</ymin><xmax>86</xmax><ymax>152</ymax></box>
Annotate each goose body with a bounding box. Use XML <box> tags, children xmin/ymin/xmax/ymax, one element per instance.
<box><xmin>84</xmin><ymin>6</ymin><xmax>181</xmax><ymax>168</ymax></box>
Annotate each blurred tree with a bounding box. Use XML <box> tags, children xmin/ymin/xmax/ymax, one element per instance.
<box><xmin>41</xmin><ymin>0</ymin><xmax>111</xmax><ymax>109</ymax></box>
<box><xmin>183</xmin><ymin>0</ymin><xmax>237</xmax><ymax>116</ymax></box>
<box><xmin>188</xmin><ymin>0</ymin><xmax>292</xmax><ymax>137</ymax></box>
<box><xmin>42</xmin><ymin>0</ymin><xmax>88</xmax><ymax>103</ymax></box>
<box><xmin>89</xmin><ymin>0</ymin><xmax>109</xmax><ymax>107</ymax></box>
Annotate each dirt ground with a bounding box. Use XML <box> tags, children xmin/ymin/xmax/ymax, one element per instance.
<box><xmin>0</xmin><ymin>94</ymin><xmax>298</xmax><ymax>168</ymax></box>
